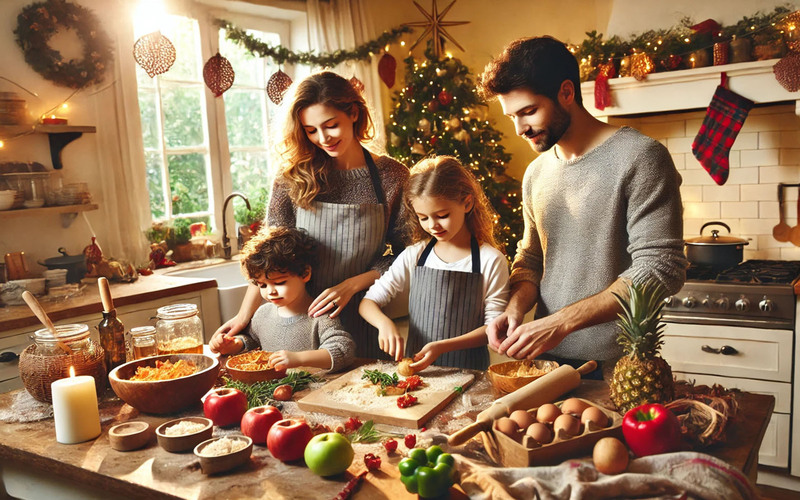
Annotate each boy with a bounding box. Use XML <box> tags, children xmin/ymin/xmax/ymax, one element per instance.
<box><xmin>210</xmin><ymin>226</ymin><xmax>355</xmax><ymax>372</ymax></box>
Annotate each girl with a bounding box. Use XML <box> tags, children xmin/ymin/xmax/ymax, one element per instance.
<box><xmin>214</xmin><ymin>71</ymin><xmax>408</xmax><ymax>359</ymax></box>
<box><xmin>360</xmin><ymin>156</ymin><xmax>510</xmax><ymax>370</ymax></box>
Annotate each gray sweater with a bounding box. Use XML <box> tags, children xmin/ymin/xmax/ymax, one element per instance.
<box><xmin>511</xmin><ymin>127</ymin><xmax>687</xmax><ymax>361</ymax></box>
<box><xmin>237</xmin><ymin>304</ymin><xmax>355</xmax><ymax>372</ymax></box>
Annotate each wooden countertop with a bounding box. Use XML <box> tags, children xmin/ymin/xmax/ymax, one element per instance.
<box><xmin>0</xmin><ymin>273</ymin><xmax>217</xmax><ymax>332</ymax></box>
<box><xmin>0</xmin><ymin>370</ymin><xmax>774</xmax><ymax>499</ymax></box>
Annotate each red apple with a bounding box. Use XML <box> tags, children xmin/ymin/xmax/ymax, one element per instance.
<box><xmin>240</xmin><ymin>405</ymin><xmax>282</xmax><ymax>446</ymax></box>
<box><xmin>304</xmin><ymin>432</ymin><xmax>354</xmax><ymax>476</ymax></box>
<box><xmin>203</xmin><ymin>387</ymin><xmax>248</xmax><ymax>427</ymax></box>
<box><xmin>267</xmin><ymin>418</ymin><xmax>313</xmax><ymax>462</ymax></box>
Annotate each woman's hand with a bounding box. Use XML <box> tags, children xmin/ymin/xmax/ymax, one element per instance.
<box><xmin>409</xmin><ymin>342</ymin><xmax>443</xmax><ymax>372</ymax></box>
<box><xmin>378</xmin><ymin>322</ymin><xmax>404</xmax><ymax>361</ymax></box>
<box><xmin>308</xmin><ymin>276</ymin><xmax>360</xmax><ymax>318</ymax></box>
<box><xmin>209</xmin><ymin>331</ymin><xmax>242</xmax><ymax>355</ymax></box>
<box><xmin>268</xmin><ymin>350</ymin><xmax>298</xmax><ymax>371</ymax></box>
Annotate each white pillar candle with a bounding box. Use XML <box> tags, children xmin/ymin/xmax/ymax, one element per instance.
<box><xmin>51</xmin><ymin>369</ymin><xmax>101</xmax><ymax>444</ymax></box>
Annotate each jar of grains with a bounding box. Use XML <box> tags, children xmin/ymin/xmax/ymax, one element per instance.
<box><xmin>155</xmin><ymin>304</ymin><xmax>203</xmax><ymax>355</ymax></box>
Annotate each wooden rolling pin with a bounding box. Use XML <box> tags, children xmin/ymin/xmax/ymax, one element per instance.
<box><xmin>448</xmin><ymin>360</ymin><xmax>597</xmax><ymax>446</ymax></box>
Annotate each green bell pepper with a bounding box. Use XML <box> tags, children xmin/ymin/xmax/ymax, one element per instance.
<box><xmin>398</xmin><ymin>445</ymin><xmax>456</xmax><ymax>499</ymax></box>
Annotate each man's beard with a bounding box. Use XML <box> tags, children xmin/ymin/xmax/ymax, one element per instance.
<box><xmin>528</xmin><ymin>105</ymin><xmax>571</xmax><ymax>153</ymax></box>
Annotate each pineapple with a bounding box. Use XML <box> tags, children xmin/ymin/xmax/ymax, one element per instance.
<box><xmin>609</xmin><ymin>279</ymin><xmax>675</xmax><ymax>413</ymax></box>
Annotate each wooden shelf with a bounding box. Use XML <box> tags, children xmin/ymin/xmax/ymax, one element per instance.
<box><xmin>0</xmin><ymin>203</ymin><xmax>98</xmax><ymax>227</ymax></box>
<box><xmin>0</xmin><ymin>124</ymin><xmax>97</xmax><ymax>169</ymax></box>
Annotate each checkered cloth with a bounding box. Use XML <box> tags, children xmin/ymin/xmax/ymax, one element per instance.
<box><xmin>691</xmin><ymin>85</ymin><xmax>754</xmax><ymax>186</ymax></box>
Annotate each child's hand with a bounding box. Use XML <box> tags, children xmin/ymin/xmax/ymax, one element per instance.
<box><xmin>268</xmin><ymin>350</ymin><xmax>298</xmax><ymax>371</ymax></box>
<box><xmin>209</xmin><ymin>332</ymin><xmax>241</xmax><ymax>355</ymax></box>
<box><xmin>378</xmin><ymin>323</ymin><xmax>404</xmax><ymax>361</ymax></box>
<box><xmin>409</xmin><ymin>342</ymin><xmax>443</xmax><ymax>372</ymax></box>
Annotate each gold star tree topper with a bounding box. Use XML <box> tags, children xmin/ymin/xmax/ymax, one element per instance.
<box><xmin>403</xmin><ymin>0</ymin><xmax>470</xmax><ymax>59</ymax></box>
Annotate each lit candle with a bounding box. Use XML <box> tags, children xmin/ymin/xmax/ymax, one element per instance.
<box><xmin>41</xmin><ymin>115</ymin><xmax>68</xmax><ymax>125</ymax></box>
<box><xmin>51</xmin><ymin>366</ymin><xmax>101</xmax><ymax>444</ymax></box>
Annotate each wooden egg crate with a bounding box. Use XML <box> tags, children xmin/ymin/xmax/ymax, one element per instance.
<box><xmin>491</xmin><ymin>398</ymin><xmax>623</xmax><ymax>468</ymax></box>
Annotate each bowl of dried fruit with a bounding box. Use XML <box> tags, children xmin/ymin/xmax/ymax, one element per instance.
<box><xmin>487</xmin><ymin>359</ymin><xmax>560</xmax><ymax>394</ymax></box>
<box><xmin>156</xmin><ymin>417</ymin><xmax>214</xmax><ymax>453</ymax></box>
<box><xmin>109</xmin><ymin>354</ymin><xmax>220</xmax><ymax>414</ymax></box>
<box><xmin>194</xmin><ymin>435</ymin><xmax>253</xmax><ymax>474</ymax></box>
<box><xmin>225</xmin><ymin>350</ymin><xmax>286</xmax><ymax>384</ymax></box>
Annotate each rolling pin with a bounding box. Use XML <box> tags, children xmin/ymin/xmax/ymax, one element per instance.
<box><xmin>448</xmin><ymin>360</ymin><xmax>597</xmax><ymax>446</ymax></box>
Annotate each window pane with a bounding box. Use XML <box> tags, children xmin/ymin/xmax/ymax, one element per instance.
<box><xmin>145</xmin><ymin>151</ymin><xmax>166</xmax><ymax>219</ymax></box>
<box><xmin>219</xmin><ymin>30</ymin><xmax>280</xmax><ymax>87</ymax></box>
<box><xmin>168</xmin><ymin>153</ymin><xmax>209</xmax><ymax>215</ymax></box>
<box><xmin>162</xmin><ymin>85</ymin><xmax>205</xmax><ymax>147</ymax></box>
<box><xmin>224</xmin><ymin>90</ymin><xmax>266</xmax><ymax>147</ymax></box>
<box><xmin>164</xmin><ymin>16</ymin><xmax>201</xmax><ymax>81</ymax></box>
<box><xmin>138</xmin><ymin>89</ymin><xmax>160</xmax><ymax>149</ymax></box>
<box><xmin>230</xmin><ymin>151</ymin><xmax>271</xmax><ymax>200</ymax></box>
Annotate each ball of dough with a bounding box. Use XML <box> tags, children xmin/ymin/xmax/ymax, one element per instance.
<box><xmin>397</xmin><ymin>358</ymin><xmax>415</xmax><ymax>377</ymax></box>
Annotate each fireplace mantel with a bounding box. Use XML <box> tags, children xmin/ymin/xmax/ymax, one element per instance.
<box><xmin>581</xmin><ymin>59</ymin><xmax>800</xmax><ymax>118</ymax></box>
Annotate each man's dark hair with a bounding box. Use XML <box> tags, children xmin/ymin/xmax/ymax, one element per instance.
<box><xmin>478</xmin><ymin>36</ymin><xmax>582</xmax><ymax>106</ymax></box>
<box><xmin>240</xmin><ymin>226</ymin><xmax>318</xmax><ymax>279</ymax></box>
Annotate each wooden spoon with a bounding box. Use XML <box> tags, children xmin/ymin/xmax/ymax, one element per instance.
<box><xmin>790</xmin><ymin>187</ymin><xmax>800</xmax><ymax>246</ymax></box>
<box><xmin>98</xmin><ymin>277</ymin><xmax>114</xmax><ymax>312</ymax></box>
<box><xmin>22</xmin><ymin>290</ymin><xmax>70</xmax><ymax>354</ymax></box>
<box><xmin>773</xmin><ymin>184</ymin><xmax>791</xmax><ymax>242</ymax></box>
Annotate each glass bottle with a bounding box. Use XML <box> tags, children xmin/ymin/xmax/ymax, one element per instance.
<box><xmin>98</xmin><ymin>309</ymin><xmax>126</xmax><ymax>370</ymax></box>
<box><xmin>33</xmin><ymin>324</ymin><xmax>92</xmax><ymax>356</ymax></box>
<box><xmin>155</xmin><ymin>303</ymin><xmax>203</xmax><ymax>355</ymax></box>
<box><xmin>130</xmin><ymin>326</ymin><xmax>158</xmax><ymax>359</ymax></box>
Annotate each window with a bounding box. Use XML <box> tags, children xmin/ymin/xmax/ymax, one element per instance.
<box><xmin>134</xmin><ymin>11</ymin><xmax>287</xmax><ymax>227</ymax></box>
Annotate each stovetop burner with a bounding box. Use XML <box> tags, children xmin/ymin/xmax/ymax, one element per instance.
<box><xmin>686</xmin><ymin>260</ymin><xmax>800</xmax><ymax>285</ymax></box>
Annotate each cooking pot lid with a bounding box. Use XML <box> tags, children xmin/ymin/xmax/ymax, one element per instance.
<box><xmin>42</xmin><ymin>247</ymin><xmax>86</xmax><ymax>265</ymax></box>
<box><xmin>685</xmin><ymin>221</ymin><xmax>749</xmax><ymax>246</ymax></box>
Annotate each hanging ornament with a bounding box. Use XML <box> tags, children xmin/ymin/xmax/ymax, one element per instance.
<box><xmin>417</xmin><ymin>118</ymin><xmax>432</xmax><ymax>134</ymax></box>
<box><xmin>630</xmin><ymin>53</ymin><xmax>654</xmax><ymax>81</ymax></box>
<box><xmin>389</xmin><ymin>132</ymin><xmax>401</xmax><ymax>147</ymax></box>
<box><xmin>403</xmin><ymin>0</ymin><xmax>470</xmax><ymax>59</ymax></box>
<box><xmin>267</xmin><ymin>70</ymin><xmax>293</xmax><ymax>105</ymax></box>
<box><xmin>203</xmin><ymin>52</ymin><xmax>235</xmax><ymax>97</ymax></box>
<box><xmin>774</xmin><ymin>51</ymin><xmax>800</xmax><ymax>92</ymax></box>
<box><xmin>427</xmin><ymin>99</ymin><xmax>440</xmax><ymax>112</ymax></box>
<box><xmin>659</xmin><ymin>54</ymin><xmax>683</xmax><ymax>71</ymax></box>
<box><xmin>411</xmin><ymin>142</ymin><xmax>426</xmax><ymax>155</ymax></box>
<box><xmin>378</xmin><ymin>53</ymin><xmax>397</xmax><ymax>88</ymax></box>
<box><xmin>454</xmin><ymin>129</ymin><xmax>470</xmax><ymax>144</ymax></box>
<box><xmin>133</xmin><ymin>31</ymin><xmax>176</xmax><ymax>78</ymax></box>
<box><xmin>447</xmin><ymin>116</ymin><xmax>461</xmax><ymax>129</ymax></box>
<box><xmin>437</xmin><ymin>90</ymin><xmax>453</xmax><ymax>105</ymax></box>
<box><xmin>593</xmin><ymin>61</ymin><xmax>616</xmax><ymax>111</ymax></box>
<box><xmin>350</xmin><ymin>76</ymin><xmax>365</xmax><ymax>94</ymax></box>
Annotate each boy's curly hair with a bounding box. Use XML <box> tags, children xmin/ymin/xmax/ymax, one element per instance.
<box><xmin>240</xmin><ymin>226</ymin><xmax>318</xmax><ymax>279</ymax></box>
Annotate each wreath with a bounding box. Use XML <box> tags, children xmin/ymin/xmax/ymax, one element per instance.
<box><xmin>14</xmin><ymin>0</ymin><xmax>113</xmax><ymax>89</ymax></box>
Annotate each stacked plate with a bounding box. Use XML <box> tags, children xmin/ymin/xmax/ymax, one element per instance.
<box><xmin>44</xmin><ymin>269</ymin><xmax>67</xmax><ymax>289</ymax></box>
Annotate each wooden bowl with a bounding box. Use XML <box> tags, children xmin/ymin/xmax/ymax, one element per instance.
<box><xmin>108</xmin><ymin>354</ymin><xmax>220</xmax><ymax>414</ymax></box>
<box><xmin>156</xmin><ymin>417</ymin><xmax>214</xmax><ymax>453</ymax></box>
<box><xmin>194</xmin><ymin>435</ymin><xmax>253</xmax><ymax>474</ymax></box>
<box><xmin>108</xmin><ymin>421</ymin><xmax>152</xmax><ymax>451</ymax></box>
<box><xmin>487</xmin><ymin>359</ymin><xmax>560</xmax><ymax>395</ymax></box>
<box><xmin>225</xmin><ymin>352</ymin><xmax>286</xmax><ymax>384</ymax></box>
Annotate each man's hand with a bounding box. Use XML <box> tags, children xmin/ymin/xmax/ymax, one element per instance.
<box><xmin>499</xmin><ymin>314</ymin><xmax>567</xmax><ymax>360</ymax></box>
<box><xmin>487</xmin><ymin>311</ymin><xmax>523</xmax><ymax>352</ymax></box>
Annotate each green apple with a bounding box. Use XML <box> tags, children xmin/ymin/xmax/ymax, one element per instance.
<box><xmin>303</xmin><ymin>432</ymin><xmax>354</xmax><ymax>476</ymax></box>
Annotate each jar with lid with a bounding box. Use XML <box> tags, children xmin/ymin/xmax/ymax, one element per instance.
<box><xmin>33</xmin><ymin>324</ymin><xmax>92</xmax><ymax>356</ymax></box>
<box><xmin>155</xmin><ymin>303</ymin><xmax>203</xmax><ymax>355</ymax></box>
<box><xmin>130</xmin><ymin>326</ymin><xmax>158</xmax><ymax>359</ymax></box>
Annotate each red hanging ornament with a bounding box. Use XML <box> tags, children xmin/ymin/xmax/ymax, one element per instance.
<box><xmin>83</xmin><ymin>236</ymin><xmax>103</xmax><ymax>265</ymax></box>
<box><xmin>267</xmin><ymin>70</ymin><xmax>293</xmax><ymax>105</ymax></box>
<box><xmin>203</xmin><ymin>52</ymin><xmax>235</xmax><ymax>97</ymax></box>
<box><xmin>378</xmin><ymin>53</ymin><xmax>397</xmax><ymax>88</ymax></box>
<box><xmin>437</xmin><ymin>90</ymin><xmax>453</xmax><ymax>105</ymax></box>
<box><xmin>349</xmin><ymin>76</ymin><xmax>365</xmax><ymax>94</ymax></box>
<box><xmin>133</xmin><ymin>31</ymin><xmax>176</xmax><ymax>78</ymax></box>
<box><xmin>593</xmin><ymin>61</ymin><xmax>615</xmax><ymax>111</ymax></box>
<box><xmin>774</xmin><ymin>51</ymin><xmax>800</xmax><ymax>92</ymax></box>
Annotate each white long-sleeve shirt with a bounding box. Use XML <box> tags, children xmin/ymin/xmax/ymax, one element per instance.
<box><xmin>364</xmin><ymin>240</ymin><xmax>510</xmax><ymax>325</ymax></box>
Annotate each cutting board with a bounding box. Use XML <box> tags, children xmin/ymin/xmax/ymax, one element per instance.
<box><xmin>297</xmin><ymin>362</ymin><xmax>475</xmax><ymax>428</ymax></box>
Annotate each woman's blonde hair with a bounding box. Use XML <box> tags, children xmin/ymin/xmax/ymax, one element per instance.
<box><xmin>278</xmin><ymin>71</ymin><xmax>374</xmax><ymax>209</ymax></box>
<box><xmin>404</xmin><ymin>156</ymin><xmax>499</xmax><ymax>249</ymax></box>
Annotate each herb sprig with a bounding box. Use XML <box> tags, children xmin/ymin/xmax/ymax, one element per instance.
<box><xmin>224</xmin><ymin>370</ymin><xmax>321</xmax><ymax>408</ymax></box>
<box><xmin>346</xmin><ymin>420</ymin><xmax>398</xmax><ymax>443</ymax></box>
<box><xmin>361</xmin><ymin>369</ymin><xmax>399</xmax><ymax>388</ymax></box>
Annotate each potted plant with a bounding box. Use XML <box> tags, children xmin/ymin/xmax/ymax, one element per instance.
<box><xmin>235</xmin><ymin>188</ymin><xmax>268</xmax><ymax>248</ymax></box>
<box><xmin>167</xmin><ymin>218</ymin><xmax>194</xmax><ymax>262</ymax></box>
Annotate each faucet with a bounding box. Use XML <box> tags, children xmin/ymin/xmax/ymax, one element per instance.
<box><xmin>222</xmin><ymin>192</ymin><xmax>251</xmax><ymax>259</ymax></box>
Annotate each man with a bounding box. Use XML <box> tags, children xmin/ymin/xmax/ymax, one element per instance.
<box><xmin>477</xmin><ymin>36</ymin><xmax>687</xmax><ymax>374</ymax></box>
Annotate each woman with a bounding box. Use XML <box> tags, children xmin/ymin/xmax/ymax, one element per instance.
<box><xmin>215</xmin><ymin>71</ymin><xmax>408</xmax><ymax>359</ymax></box>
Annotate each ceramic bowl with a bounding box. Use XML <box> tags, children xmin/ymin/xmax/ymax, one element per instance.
<box><xmin>486</xmin><ymin>359</ymin><xmax>560</xmax><ymax>395</ymax></box>
<box><xmin>0</xmin><ymin>190</ymin><xmax>15</xmax><ymax>211</ymax></box>
<box><xmin>225</xmin><ymin>351</ymin><xmax>286</xmax><ymax>384</ymax></box>
<box><xmin>194</xmin><ymin>435</ymin><xmax>253</xmax><ymax>474</ymax></box>
<box><xmin>108</xmin><ymin>354</ymin><xmax>220</xmax><ymax>414</ymax></box>
<box><xmin>156</xmin><ymin>417</ymin><xmax>214</xmax><ymax>453</ymax></box>
<box><xmin>108</xmin><ymin>421</ymin><xmax>153</xmax><ymax>451</ymax></box>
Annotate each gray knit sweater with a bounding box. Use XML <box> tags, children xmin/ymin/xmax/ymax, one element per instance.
<box><xmin>511</xmin><ymin>127</ymin><xmax>687</xmax><ymax>361</ymax></box>
<box><xmin>237</xmin><ymin>304</ymin><xmax>356</xmax><ymax>372</ymax></box>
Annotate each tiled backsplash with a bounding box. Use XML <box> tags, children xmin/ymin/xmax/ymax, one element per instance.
<box><xmin>611</xmin><ymin>104</ymin><xmax>800</xmax><ymax>260</ymax></box>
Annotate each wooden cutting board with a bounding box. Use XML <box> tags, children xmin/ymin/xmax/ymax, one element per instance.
<box><xmin>297</xmin><ymin>362</ymin><xmax>475</xmax><ymax>428</ymax></box>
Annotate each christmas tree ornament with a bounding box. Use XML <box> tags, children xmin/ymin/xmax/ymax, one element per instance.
<box><xmin>435</xmin><ymin>68</ymin><xmax>447</xmax><ymax>77</ymax></box>
<box><xmin>267</xmin><ymin>70</ymin><xmax>293</xmax><ymax>105</ymax></box>
<box><xmin>350</xmin><ymin>76</ymin><xmax>365</xmax><ymax>94</ymax></box>
<box><xmin>437</xmin><ymin>90</ymin><xmax>454</xmax><ymax>105</ymax></box>
<box><xmin>454</xmin><ymin>129</ymin><xmax>470</xmax><ymax>144</ymax></box>
<box><xmin>427</xmin><ymin>99</ymin><xmax>440</xmax><ymax>112</ymax></box>
<box><xmin>417</xmin><ymin>118</ymin><xmax>432</xmax><ymax>134</ymax></box>
<box><xmin>593</xmin><ymin>61</ymin><xmax>616</xmax><ymax>111</ymax></box>
<box><xmin>773</xmin><ymin>51</ymin><xmax>800</xmax><ymax>92</ymax></box>
<box><xmin>692</xmin><ymin>73</ymin><xmax>754</xmax><ymax>186</ymax></box>
<box><xmin>403</xmin><ymin>0</ymin><xmax>470</xmax><ymax>59</ymax></box>
<box><xmin>203</xmin><ymin>52</ymin><xmax>235</xmax><ymax>97</ymax></box>
<box><xmin>447</xmin><ymin>117</ymin><xmax>462</xmax><ymax>129</ymax></box>
<box><xmin>430</xmin><ymin>136</ymin><xmax>439</xmax><ymax>146</ymax></box>
<box><xmin>378</xmin><ymin>53</ymin><xmax>397</xmax><ymax>88</ymax></box>
<box><xmin>630</xmin><ymin>53</ymin><xmax>654</xmax><ymax>81</ymax></box>
<box><xmin>411</xmin><ymin>142</ymin><xmax>426</xmax><ymax>155</ymax></box>
<box><xmin>133</xmin><ymin>31</ymin><xmax>176</xmax><ymax>78</ymax></box>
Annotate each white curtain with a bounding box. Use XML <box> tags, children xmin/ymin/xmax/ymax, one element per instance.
<box><xmin>306</xmin><ymin>0</ymin><xmax>387</xmax><ymax>152</ymax></box>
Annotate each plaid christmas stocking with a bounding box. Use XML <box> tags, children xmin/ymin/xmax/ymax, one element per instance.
<box><xmin>691</xmin><ymin>82</ymin><xmax>754</xmax><ymax>185</ymax></box>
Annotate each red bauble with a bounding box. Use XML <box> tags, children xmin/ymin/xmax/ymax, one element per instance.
<box><xmin>437</xmin><ymin>90</ymin><xmax>453</xmax><ymax>106</ymax></box>
<box><xmin>378</xmin><ymin>53</ymin><xmax>397</xmax><ymax>88</ymax></box>
<box><xmin>430</xmin><ymin>136</ymin><xmax>438</xmax><ymax>146</ymax></box>
<box><xmin>203</xmin><ymin>52</ymin><xmax>235</xmax><ymax>97</ymax></box>
<box><xmin>427</xmin><ymin>99</ymin><xmax>440</xmax><ymax>112</ymax></box>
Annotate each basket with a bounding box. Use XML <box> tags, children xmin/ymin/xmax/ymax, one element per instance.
<box><xmin>18</xmin><ymin>341</ymin><xmax>107</xmax><ymax>403</ymax></box>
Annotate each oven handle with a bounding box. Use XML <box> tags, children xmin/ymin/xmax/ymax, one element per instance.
<box><xmin>662</xmin><ymin>314</ymin><xmax>792</xmax><ymax>330</ymax></box>
<box><xmin>701</xmin><ymin>344</ymin><xmax>739</xmax><ymax>355</ymax></box>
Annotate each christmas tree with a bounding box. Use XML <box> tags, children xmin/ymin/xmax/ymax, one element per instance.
<box><xmin>386</xmin><ymin>48</ymin><xmax>523</xmax><ymax>258</ymax></box>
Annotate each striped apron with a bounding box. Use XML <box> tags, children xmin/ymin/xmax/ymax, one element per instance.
<box><xmin>407</xmin><ymin>236</ymin><xmax>488</xmax><ymax>370</ymax></box>
<box><xmin>295</xmin><ymin>148</ymin><xmax>387</xmax><ymax>359</ymax></box>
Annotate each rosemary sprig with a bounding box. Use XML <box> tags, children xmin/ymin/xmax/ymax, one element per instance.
<box><xmin>345</xmin><ymin>420</ymin><xmax>394</xmax><ymax>443</ymax></box>
<box><xmin>361</xmin><ymin>369</ymin><xmax>399</xmax><ymax>388</ymax></box>
<box><xmin>224</xmin><ymin>370</ymin><xmax>322</xmax><ymax>408</ymax></box>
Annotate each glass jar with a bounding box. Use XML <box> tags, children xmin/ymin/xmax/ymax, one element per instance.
<box><xmin>33</xmin><ymin>324</ymin><xmax>92</xmax><ymax>356</ymax></box>
<box><xmin>130</xmin><ymin>326</ymin><xmax>158</xmax><ymax>359</ymax></box>
<box><xmin>155</xmin><ymin>303</ymin><xmax>203</xmax><ymax>355</ymax></box>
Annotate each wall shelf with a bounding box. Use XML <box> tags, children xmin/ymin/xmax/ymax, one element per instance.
<box><xmin>0</xmin><ymin>124</ymin><xmax>97</xmax><ymax>169</ymax></box>
<box><xmin>0</xmin><ymin>203</ymin><xmax>98</xmax><ymax>227</ymax></box>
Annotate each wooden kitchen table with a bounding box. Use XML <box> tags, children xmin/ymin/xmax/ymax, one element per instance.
<box><xmin>0</xmin><ymin>372</ymin><xmax>774</xmax><ymax>499</ymax></box>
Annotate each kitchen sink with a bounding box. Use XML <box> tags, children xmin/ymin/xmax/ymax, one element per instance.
<box><xmin>167</xmin><ymin>261</ymin><xmax>248</xmax><ymax>323</ymax></box>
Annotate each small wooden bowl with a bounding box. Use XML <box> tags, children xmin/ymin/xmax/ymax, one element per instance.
<box><xmin>194</xmin><ymin>435</ymin><xmax>253</xmax><ymax>474</ymax></box>
<box><xmin>108</xmin><ymin>354</ymin><xmax>220</xmax><ymax>414</ymax></box>
<box><xmin>225</xmin><ymin>353</ymin><xmax>286</xmax><ymax>384</ymax></box>
<box><xmin>108</xmin><ymin>421</ymin><xmax>153</xmax><ymax>451</ymax></box>
<box><xmin>487</xmin><ymin>359</ymin><xmax>560</xmax><ymax>394</ymax></box>
<box><xmin>156</xmin><ymin>417</ymin><xmax>213</xmax><ymax>453</ymax></box>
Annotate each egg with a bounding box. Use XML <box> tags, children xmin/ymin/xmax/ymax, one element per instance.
<box><xmin>560</xmin><ymin>397</ymin><xmax>591</xmax><ymax>416</ymax></box>
<box><xmin>581</xmin><ymin>406</ymin><xmax>609</xmax><ymax>429</ymax></box>
<box><xmin>525</xmin><ymin>422</ymin><xmax>553</xmax><ymax>444</ymax></box>
<box><xmin>593</xmin><ymin>437</ymin><xmax>629</xmax><ymax>475</ymax></box>
<box><xmin>509</xmin><ymin>409</ymin><xmax>535</xmax><ymax>430</ymax></box>
<box><xmin>495</xmin><ymin>417</ymin><xmax>520</xmax><ymax>439</ymax></box>
<box><xmin>553</xmin><ymin>413</ymin><xmax>580</xmax><ymax>437</ymax></box>
<box><xmin>535</xmin><ymin>403</ymin><xmax>561</xmax><ymax>424</ymax></box>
